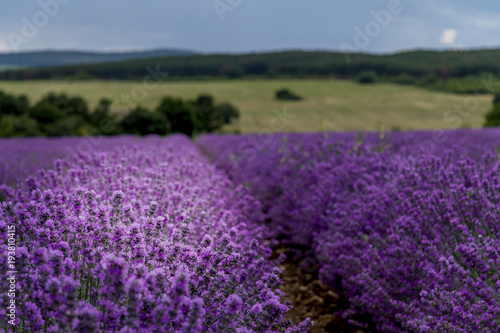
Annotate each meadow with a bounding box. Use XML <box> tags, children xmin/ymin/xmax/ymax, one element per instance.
<box><xmin>0</xmin><ymin>79</ymin><xmax>492</xmax><ymax>133</ymax></box>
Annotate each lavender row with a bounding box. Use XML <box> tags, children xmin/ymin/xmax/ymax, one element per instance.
<box><xmin>198</xmin><ymin>129</ymin><xmax>500</xmax><ymax>332</ymax></box>
<box><xmin>0</xmin><ymin>135</ymin><xmax>311</xmax><ymax>332</ymax></box>
<box><xmin>0</xmin><ymin>135</ymin><xmax>173</xmax><ymax>187</ymax></box>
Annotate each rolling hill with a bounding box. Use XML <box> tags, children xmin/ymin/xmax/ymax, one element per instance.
<box><xmin>0</xmin><ymin>49</ymin><xmax>196</xmax><ymax>69</ymax></box>
<box><xmin>1</xmin><ymin>48</ymin><xmax>500</xmax><ymax>81</ymax></box>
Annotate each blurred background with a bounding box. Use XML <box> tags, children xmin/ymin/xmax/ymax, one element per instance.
<box><xmin>1</xmin><ymin>0</ymin><xmax>500</xmax><ymax>137</ymax></box>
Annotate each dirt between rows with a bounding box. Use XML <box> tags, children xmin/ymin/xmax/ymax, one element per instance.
<box><xmin>273</xmin><ymin>244</ymin><xmax>370</xmax><ymax>333</ymax></box>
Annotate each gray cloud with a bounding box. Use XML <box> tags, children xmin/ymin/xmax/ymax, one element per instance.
<box><xmin>0</xmin><ymin>0</ymin><xmax>499</xmax><ymax>53</ymax></box>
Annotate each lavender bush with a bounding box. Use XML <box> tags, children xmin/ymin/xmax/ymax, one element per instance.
<box><xmin>0</xmin><ymin>135</ymin><xmax>311</xmax><ymax>332</ymax></box>
<box><xmin>198</xmin><ymin>129</ymin><xmax>500</xmax><ymax>332</ymax></box>
<box><xmin>0</xmin><ymin>135</ymin><xmax>168</xmax><ymax>186</ymax></box>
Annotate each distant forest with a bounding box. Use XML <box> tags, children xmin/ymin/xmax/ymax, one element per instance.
<box><xmin>2</xmin><ymin>49</ymin><xmax>500</xmax><ymax>94</ymax></box>
<box><xmin>0</xmin><ymin>49</ymin><xmax>195</xmax><ymax>68</ymax></box>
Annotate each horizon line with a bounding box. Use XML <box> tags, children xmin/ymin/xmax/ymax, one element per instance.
<box><xmin>1</xmin><ymin>45</ymin><xmax>499</xmax><ymax>57</ymax></box>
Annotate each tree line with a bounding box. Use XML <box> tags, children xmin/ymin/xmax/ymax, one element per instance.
<box><xmin>2</xmin><ymin>49</ymin><xmax>500</xmax><ymax>94</ymax></box>
<box><xmin>0</xmin><ymin>91</ymin><xmax>239</xmax><ymax>137</ymax></box>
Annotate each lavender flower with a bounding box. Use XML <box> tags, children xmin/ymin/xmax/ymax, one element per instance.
<box><xmin>0</xmin><ymin>135</ymin><xmax>306</xmax><ymax>332</ymax></box>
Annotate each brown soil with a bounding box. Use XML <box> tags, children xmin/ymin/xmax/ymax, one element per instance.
<box><xmin>274</xmin><ymin>244</ymin><xmax>367</xmax><ymax>333</ymax></box>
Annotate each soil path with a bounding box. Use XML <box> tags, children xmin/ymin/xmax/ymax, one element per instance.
<box><xmin>274</xmin><ymin>245</ymin><xmax>369</xmax><ymax>333</ymax></box>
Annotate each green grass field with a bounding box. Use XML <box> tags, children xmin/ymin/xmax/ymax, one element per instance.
<box><xmin>0</xmin><ymin>79</ymin><xmax>492</xmax><ymax>133</ymax></box>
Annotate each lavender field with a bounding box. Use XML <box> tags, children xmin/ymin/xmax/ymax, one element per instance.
<box><xmin>199</xmin><ymin>128</ymin><xmax>500</xmax><ymax>332</ymax></box>
<box><xmin>3</xmin><ymin>0</ymin><xmax>500</xmax><ymax>332</ymax></box>
<box><xmin>0</xmin><ymin>135</ymin><xmax>311</xmax><ymax>332</ymax></box>
<box><xmin>2</xmin><ymin>129</ymin><xmax>500</xmax><ymax>332</ymax></box>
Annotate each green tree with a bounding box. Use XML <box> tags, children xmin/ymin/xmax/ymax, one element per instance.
<box><xmin>191</xmin><ymin>94</ymin><xmax>224</xmax><ymax>133</ymax></box>
<box><xmin>66</xmin><ymin>96</ymin><xmax>90</xmax><ymax>119</ymax></box>
<box><xmin>356</xmin><ymin>71</ymin><xmax>378</xmax><ymax>84</ymax></box>
<box><xmin>0</xmin><ymin>91</ymin><xmax>30</xmax><ymax>117</ymax></box>
<box><xmin>155</xmin><ymin>97</ymin><xmax>197</xmax><ymax>136</ymax></box>
<box><xmin>27</xmin><ymin>92</ymin><xmax>95</xmax><ymax>136</ymax></box>
<box><xmin>29</xmin><ymin>102</ymin><xmax>91</xmax><ymax>136</ymax></box>
<box><xmin>44</xmin><ymin>116</ymin><xmax>88</xmax><ymax>137</ymax></box>
<box><xmin>275</xmin><ymin>88</ymin><xmax>303</xmax><ymax>101</ymax></box>
<box><xmin>0</xmin><ymin>115</ymin><xmax>41</xmax><ymax>137</ymax></box>
<box><xmin>493</xmin><ymin>94</ymin><xmax>500</xmax><ymax>105</ymax></box>
<box><xmin>91</xmin><ymin>98</ymin><xmax>121</xmax><ymax>135</ymax></box>
<box><xmin>29</xmin><ymin>102</ymin><xmax>64</xmax><ymax>124</ymax></box>
<box><xmin>484</xmin><ymin>103</ymin><xmax>500</xmax><ymax>127</ymax></box>
<box><xmin>214</xmin><ymin>103</ymin><xmax>240</xmax><ymax>124</ymax></box>
<box><xmin>36</xmin><ymin>92</ymin><xmax>90</xmax><ymax>120</ymax></box>
<box><xmin>391</xmin><ymin>73</ymin><xmax>416</xmax><ymax>85</ymax></box>
<box><xmin>218</xmin><ymin>64</ymin><xmax>244</xmax><ymax>78</ymax></box>
<box><xmin>121</xmin><ymin>106</ymin><xmax>168</xmax><ymax>135</ymax></box>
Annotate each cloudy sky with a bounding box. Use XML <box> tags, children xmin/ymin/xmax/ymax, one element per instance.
<box><xmin>0</xmin><ymin>0</ymin><xmax>499</xmax><ymax>54</ymax></box>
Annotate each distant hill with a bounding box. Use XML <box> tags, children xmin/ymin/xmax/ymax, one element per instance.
<box><xmin>0</xmin><ymin>49</ymin><xmax>196</xmax><ymax>68</ymax></box>
<box><xmin>1</xmin><ymin>49</ymin><xmax>500</xmax><ymax>94</ymax></box>
<box><xmin>0</xmin><ymin>65</ymin><xmax>25</xmax><ymax>72</ymax></box>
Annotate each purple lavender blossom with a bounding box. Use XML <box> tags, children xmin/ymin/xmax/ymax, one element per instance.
<box><xmin>0</xmin><ymin>134</ymin><xmax>307</xmax><ymax>332</ymax></box>
<box><xmin>199</xmin><ymin>128</ymin><xmax>500</xmax><ymax>332</ymax></box>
